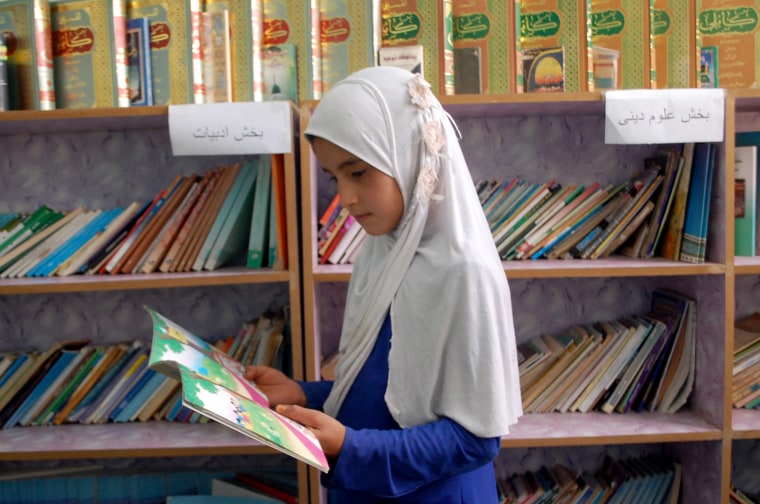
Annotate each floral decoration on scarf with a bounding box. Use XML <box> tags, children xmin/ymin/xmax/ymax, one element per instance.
<box><xmin>408</xmin><ymin>73</ymin><xmax>444</xmax><ymax>202</ymax></box>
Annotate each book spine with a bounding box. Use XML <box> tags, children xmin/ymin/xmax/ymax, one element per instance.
<box><xmin>33</xmin><ymin>0</ymin><xmax>55</xmax><ymax>110</ymax></box>
<box><xmin>190</xmin><ymin>0</ymin><xmax>205</xmax><ymax>104</ymax></box>
<box><xmin>0</xmin><ymin>32</ymin><xmax>7</xmax><ymax>111</ymax></box>
<box><xmin>251</xmin><ymin>0</ymin><xmax>265</xmax><ymax>101</ymax></box>
<box><xmin>112</xmin><ymin>0</ymin><xmax>130</xmax><ymax>107</ymax></box>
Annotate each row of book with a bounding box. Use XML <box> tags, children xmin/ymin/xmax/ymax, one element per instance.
<box><xmin>477</xmin><ymin>142</ymin><xmax>716</xmax><ymax>263</ymax></box>
<box><xmin>517</xmin><ymin>289</ymin><xmax>695</xmax><ymax>415</ymax></box>
<box><xmin>0</xmin><ymin>306</ymin><xmax>288</xmax><ymax>429</ymax></box>
<box><xmin>732</xmin><ymin>312</ymin><xmax>760</xmax><ymax>410</ymax></box>
<box><xmin>6</xmin><ymin>0</ymin><xmax>753</xmax><ymax>111</ymax></box>
<box><xmin>315</xmin><ymin>194</ymin><xmax>366</xmax><ymax>266</ymax></box>
<box><xmin>0</xmin><ymin>469</ymin><xmax>298</xmax><ymax>504</ymax></box>
<box><xmin>497</xmin><ymin>454</ymin><xmax>682</xmax><ymax>504</ymax></box>
<box><xmin>0</xmin><ymin>157</ymin><xmax>287</xmax><ymax>277</ymax></box>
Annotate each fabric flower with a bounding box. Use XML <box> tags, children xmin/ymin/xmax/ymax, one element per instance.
<box><xmin>422</xmin><ymin>121</ymin><xmax>445</xmax><ymax>154</ymax></box>
<box><xmin>408</xmin><ymin>73</ymin><xmax>435</xmax><ymax>110</ymax></box>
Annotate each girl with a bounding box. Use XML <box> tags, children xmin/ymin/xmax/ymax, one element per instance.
<box><xmin>246</xmin><ymin>66</ymin><xmax>522</xmax><ymax>503</ymax></box>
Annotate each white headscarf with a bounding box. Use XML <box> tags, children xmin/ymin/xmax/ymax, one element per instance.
<box><xmin>305</xmin><ymin>66</ymin><xmax>522</xmax><ymax>437</ymax></box>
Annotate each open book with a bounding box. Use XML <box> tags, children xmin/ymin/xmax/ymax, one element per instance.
<box><xmin>145</xmin><ymin>307</ymin><xmax>329</xmax><ymax>472</ymax></box>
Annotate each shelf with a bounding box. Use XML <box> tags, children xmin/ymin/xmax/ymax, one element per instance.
<box><xmin>0</xmin><ymin>268</ymin><xmax>290</xmax><ymax>295</ymax></box>
<box><xmin>0</xmin><ymin>421</ymin><xmax>276</xmax><ymax>461</ymax></box>
<box><xmin>0</xmin><ymin>107</ymin><xmax>169</xmax><ymax>135</ymax></box>
<box><xmin>309</xmin><ymin>258</ymin><xmax>725</xmax><ymax>283</ymax></box>
<box><xmin>734</xmin><ymin>256</ymin><xmax>760</xmax><ymax>275</ymax></box>
<box><xmin>440</xmin><ymin>92</ymin><xmax>606</xmax><ymax>118</ymax></box>
<box><xmin>502</xmin><ymin>411</ymin><xmax>722</xmax><ymax>448</ymax></box>
<box><xmin>731</xmin><ymin>409</ymin><xmax>760</xmax><ymax>439</ymax></box>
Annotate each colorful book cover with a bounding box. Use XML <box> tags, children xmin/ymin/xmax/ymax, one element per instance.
<box><xmin>652</xmin><ymin>0</ymin><xmax>696</xmax><ymax>89</ymax></box>
<box><xmin>318</xmin><ymin>0</ymin><xmax>377</xmax><ymax>95</ymax></box>
<box><xmin>589</xmin><ymin>0</ymin><xmax>656</xmax><ymax>90</ymax></box>
<box><xmin>127</xmin><ymin>0</ymin><xmax>192</xmax><ymax>105</ymax></box>
<box><xmin>697</xmin><ymin>0</ymin><xmax>759</xmax><ymax>89</ymax></box>
<box><xmin>201</xmin><ymin>9</ymin><xmax>232</xmax><ymax>103</ymax></box>
<box><xmin>736</xmin><ymin>132</ymin><xmax>760</xmax><ymax>255</ymax></box>
<box><xmin>522</xmin><ymin>46</ymin><xmax>564</xmax><ymax>92</ymax></box>
<box><xmin>735</xmin><ymin>145</ymin><xmax>757</xmax><ymax>257</ymax></box>
<box><xmin>0</xmin><ymin>0</ymin><xmax>56</xmax><ymax>110</ymax></box>
<box><xmin>126</xmin><ymin>16</ymin><xmax>152</xmax><ymax>105</ymax></box>
<box><xmin>452</xmin><ymin>0</ymin><xmax>516</xmax><ymax>94</ymax></box>
<box><xmin>145</xmin><ymin>307</ymin><xmax>329</xmax><ymax>472</ymax></box>
<box><xmin>520</xmin><ymin>0</ymin><xmax>592</xmax><ymax>92</ymax></box>
<box><xmin>262</xmin><ymin>0</ymin><xmax>318</xmax><ymax>102</ymax></box>
<box><xmin>699</xmin><ymin>45</ymin><xmax>718</xmax><ymax>88</ymax></box>
<box><xmin>262</xmin><ymin>42</ymin><xmax>297</xmax><ymax>102</ymax></box>
<box><xmin>381</xmin><ymin>0</ymin><xmax>444</xmax><ymax>95</ymax></box>
<box><xmin>49</xmin><ymin>0</ymin><xmax>126</xmax><ymax>108</ymax></box>
<box><xmin>205</xmin><ymin>0</ymin><xmax>264</xmax><ymax>102</ymax></box>
<box><xmin>0</xmin><ymin>32</ymin><xmax>8</xmax><ymax>110</ymax></box>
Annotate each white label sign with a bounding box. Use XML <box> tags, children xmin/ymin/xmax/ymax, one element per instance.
<box><xmin>169</xmin><ymin>101</ymin><xmax>293</xmax><ymax>155</ymax></box>
<box><xmin>604</xmin><ymin>88</ymin><xmax>725</xmax><ymax>144</ymax></box>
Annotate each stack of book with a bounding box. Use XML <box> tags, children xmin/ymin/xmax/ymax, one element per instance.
<box><xmin>0</xmin><ymin>157</ymin><xmax>288</xmax><ymax>277</ymax></box>
<box><xmin>315</xmin><ymin>194</ymin><xmax>366</xmax><ymax>265</ymax></box>
<box><xmin>477</xmin><ymin>142</ymin><xmax>716</xmax><ymax>263</ymax></box>
<box><xmin>732</xmin><ymin>313</ymin><xmax>760</xmax><ymax>410</ymax></box>
<box><xmin>517</xmin><ymin>289</ymin><xmax>696</xmax><ymax>415</ymax></box>
<box><xmin>497</xmin><ymin>454</ymin><xmax>682</xmax><ymax>504</ymax></box>
<box><xmin>0</xmin><ymin>305</ymin><xmax>289</xmax><ymax>428</ymax></box>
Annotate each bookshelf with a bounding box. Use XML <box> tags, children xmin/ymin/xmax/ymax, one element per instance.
<box><xmin>0</xmin><ymin>105</ymin><xmax>309</xmax><ymax>503</ymax></box>
<box><xmin>299</xmin><ymin>92</ymin><xmax>735</xmax><ymax>503</ymax></box>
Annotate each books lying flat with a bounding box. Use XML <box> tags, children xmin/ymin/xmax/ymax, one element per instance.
<box><xmin>145</xmin><ymin>307</ymin><xmax>329</xmax><ymax>472</ymax></box>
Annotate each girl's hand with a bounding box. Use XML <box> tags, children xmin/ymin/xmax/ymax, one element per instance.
<box><xmin>244</xmin><ymin>365</ymin><xmax>307</xmax><ymax>407</ymax></box>
<box><xmin>276</xmin><ymin>404</ymin><xmax>347</xmax><ymax>458</ymax></box>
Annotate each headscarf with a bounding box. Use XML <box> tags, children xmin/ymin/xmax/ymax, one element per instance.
<box><xmin>305</xmin><ymin>66</ymin><xmax>522</xmax><ymax>437</ymax></box>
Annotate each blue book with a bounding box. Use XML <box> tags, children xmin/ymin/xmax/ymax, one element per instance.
<box><xmin>111</xmin><ymin>368</ymin><xmax>163</xmax><ymax>423</ymax></box>
<box><xmin>127</xmin><ymin>17</ymin><xmax>153</xmax><ymax>106</ymax></box>
<box><xmin>3</xmin><ymin>349</ymin><xmax>79</xmax><ymax>429</ymax></box>
<box><xmin>0</xmin><ymin>353</ymin><xmax>28</xmax><ymax>390</ymax></box>
<box><xmin>679</xmin><ymin>143</ymin><xmax>715</xmax><ymax>264</ymax></box>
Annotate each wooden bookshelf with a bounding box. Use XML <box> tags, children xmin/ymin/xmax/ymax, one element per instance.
<box><xmin>300</xmin><ymin>91</ymin><xmax>736</xmax><ymax>504</ymax></box>
<box><xmin>0</xmin><ymin>105</ymin><xmax>308</xmax><ymax>503</ymax></box>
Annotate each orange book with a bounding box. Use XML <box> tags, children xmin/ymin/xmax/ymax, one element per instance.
<box><xmin>163</xmin><ymin>169</ymin><xmax>220</xmax><ymax>273</ymax></box>
<box><xmin>108</xmin><ymin>175</ymin><xmax>183</xmax><ymax>274</ymax></box>
<box><xmin>120</xmin><ymin>175</ymin><xmax>196</xmax><ymax>273</ymax></box>
<box><xmin>270</xmin><ymin>154</ymin><xmax>289</xmax><ymax>270</ymax></box>
<box><xmin>175</xmin><ymin>164</ymin><xmax>241</xmax><ymax>272</ymax></box>
<box><xmin>139</xmin><ymin>174</ymin><xmax>202</xmax><ymax>273</ymax></box>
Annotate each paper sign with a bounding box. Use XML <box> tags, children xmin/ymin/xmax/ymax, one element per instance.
<box><xmin>604</xmin><ymin>88</ymin><xmax>725</xmax><ymax>144</ymax></box>
<box><xmin>169</xmin><ymin>101</ymin><xmax>293</xmax><ymax>155</ymax></box>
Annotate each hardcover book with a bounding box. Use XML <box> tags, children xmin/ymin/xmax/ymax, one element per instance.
<box><xmin>126</xmin><ymin>16</ymin><xmax>152</xmax><ymax>105</ymax></box>
<box><xmin>145</xmin><ymin>307</ymin><xmax>329</xmax><ymax>472</ymax></box>
<box><xmin>652</xmin><ymin>0</ymin><xmax>697</xmax><ymax>88</ymax></box>
<box><xmin>263</xmin><ymin>43</ymin><xmax>297</xmax><ymax>102</ymax></box>
<box><xmin>50</xmin><ymin>0</ymin><xmax>128</xmax><ymax>108</ymax></box>
<box><xmin>0</xmin><ymin>32</ymin><xmax>8</xmax><ymax>110</ymax></box>
<box><xmin>0</xmin><ymin>0</ymin><xmax>56</xmax><ymax>110</ymax></box>
<box><xmin>735</xmin><ymin>145</ymin><xmax>757</xmax><ymax>257</ymax></box>
<box><xmin>522</xmin><ymin>46</ymin><xmax>564</xmax><ymax>93</ymax></box>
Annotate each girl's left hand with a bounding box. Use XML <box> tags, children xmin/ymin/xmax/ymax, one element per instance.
<box><xmin>276</xmin><ymin>404</ymin><xmax>346</xmax><ymax>457</ymax></box>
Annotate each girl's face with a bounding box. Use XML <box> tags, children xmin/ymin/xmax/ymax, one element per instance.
<box><xmin>312</xmin><ymin>136</ymin><xmax>404</xmax><ymax>236</ymax></box>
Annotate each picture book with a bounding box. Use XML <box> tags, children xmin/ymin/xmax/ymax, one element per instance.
<box><xmin>145</xmin><ymin>307</ymin><xmax>329</xmax><ymax>473</ymax></box>
<box><xmin>522</xmin><ymin>46</ymin><xmax>564</xmax><ymax>93</ymax></box>
<box><xmin>263</xmin><ymin>43</ymin><xmax>298</xmax><ymax>103</ymax></box>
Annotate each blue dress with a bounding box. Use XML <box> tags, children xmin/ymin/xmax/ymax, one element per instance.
<box><xmin>300</xmin><ymin>313</ymin><xmax>501</xmax><ymax>503</ymax></box>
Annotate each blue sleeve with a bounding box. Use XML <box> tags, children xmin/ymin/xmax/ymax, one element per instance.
<box><xmin>298</xmin><ymin>380</ymin><xmax>333</xmax><ymax>411</ymax></box>
<box><xmin>323</xmin><ymin>417</ymin><xmax>500</xmax><ymax>497</ymax></box>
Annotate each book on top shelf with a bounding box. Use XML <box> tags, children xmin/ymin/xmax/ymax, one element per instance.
<box><xmin>145</xmin><ymin>306</ymin><xmax>329</xmax><ymax>472</ymax></box>
<box><xmin>0</xmin><ymin>0</ymin><xmax>56</xmax><ymax>110</ymax></box>
<box><xmin>734</xmin><ymin>145</ymin><xmax>757</xmax><ymax>257</ymax></box>
<box><xmin>736</xmin><ymin>132</ymin><xmax>760</xmax><ymax>255</ymax></box>
<box><xmin>0</xmin><ymin>32</ymin><xmax>8</xmax><ymax>111</ymax></box>
<box><xmin>126</xmin><ymin>16</ymin><xmax>152</xmax><ymax>106</ymax></box>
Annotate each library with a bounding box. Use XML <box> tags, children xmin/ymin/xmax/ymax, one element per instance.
<box><xmin>1</xmin><ymin>1</ymin><xmax>759</xmax><ymax>503</ymax></box>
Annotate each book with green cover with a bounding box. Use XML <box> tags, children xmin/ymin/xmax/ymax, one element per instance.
<box><xmin>247</xmin><ymin>156</ymin><xmax>272</xmax><ymax>269</ymax></box>
<box><xmin>204</xmin><ymin>162</ymin><xmax>259</xmax><ymax>271</ymax></box>
<box><xmin>145</xmin><ymin>307</ymin><xmax>329</xmax><ymax>472</ymax></box>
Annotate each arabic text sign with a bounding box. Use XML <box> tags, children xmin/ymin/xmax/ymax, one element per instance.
<box><xmin>169</xmin><ymin>101</ymin><xmax>293</xmax><ymax>156</ymax></box>
<box><xmin>604</xmin><ymin>88</ymin><xmax>725</xmax><ymax>144</ymax></box>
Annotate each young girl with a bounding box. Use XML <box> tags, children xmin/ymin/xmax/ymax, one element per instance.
<box><xmin>246</xmin><ymin>66</ymin><xmax>522</xmax><ymax>503</ymax></box>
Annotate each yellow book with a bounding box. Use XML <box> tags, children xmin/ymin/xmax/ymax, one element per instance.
<box><xmin>652</xmin><ymin>0</ymin><xmax>697</xmax><ymax>88</ymax></box>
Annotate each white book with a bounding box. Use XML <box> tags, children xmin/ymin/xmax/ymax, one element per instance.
<box><xmin>327</xmin><ymin>216</ymin><xmax>361</xmax><ymax>264</ymax></box>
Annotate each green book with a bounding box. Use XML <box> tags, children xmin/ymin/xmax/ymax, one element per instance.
<box><xmin>246</xmin><ymin>156</ymin><xmax>272</xmax><ymax>269</ymax></box>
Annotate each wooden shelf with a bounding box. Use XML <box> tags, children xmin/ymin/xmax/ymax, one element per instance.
<box><xmin>0</xmin><ymin>268</ymin><xmax>290</xmax><ymax>295</ymax></box>
<box><xmin>0</xmin><ymin>421</ymin><xmax>276</xmax><ymax>461</ymax></box>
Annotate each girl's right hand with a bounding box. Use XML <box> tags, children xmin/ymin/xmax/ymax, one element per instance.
<box><xmin>244</xmin><ymin>365</ymin><xmax>307</xmax><ymax>407</ymax></box>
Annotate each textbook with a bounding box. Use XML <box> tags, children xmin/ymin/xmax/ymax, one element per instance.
<box><xmin>145</xmin><ymin>307</ymin><xmax>329</xmax><ymax>473</ymax></box>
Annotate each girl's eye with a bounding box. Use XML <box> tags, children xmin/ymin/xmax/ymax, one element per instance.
<box><xmin>351</xmin><ymin>169</ymin><xmax>366</xmax><ymax>178</ymax></box>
